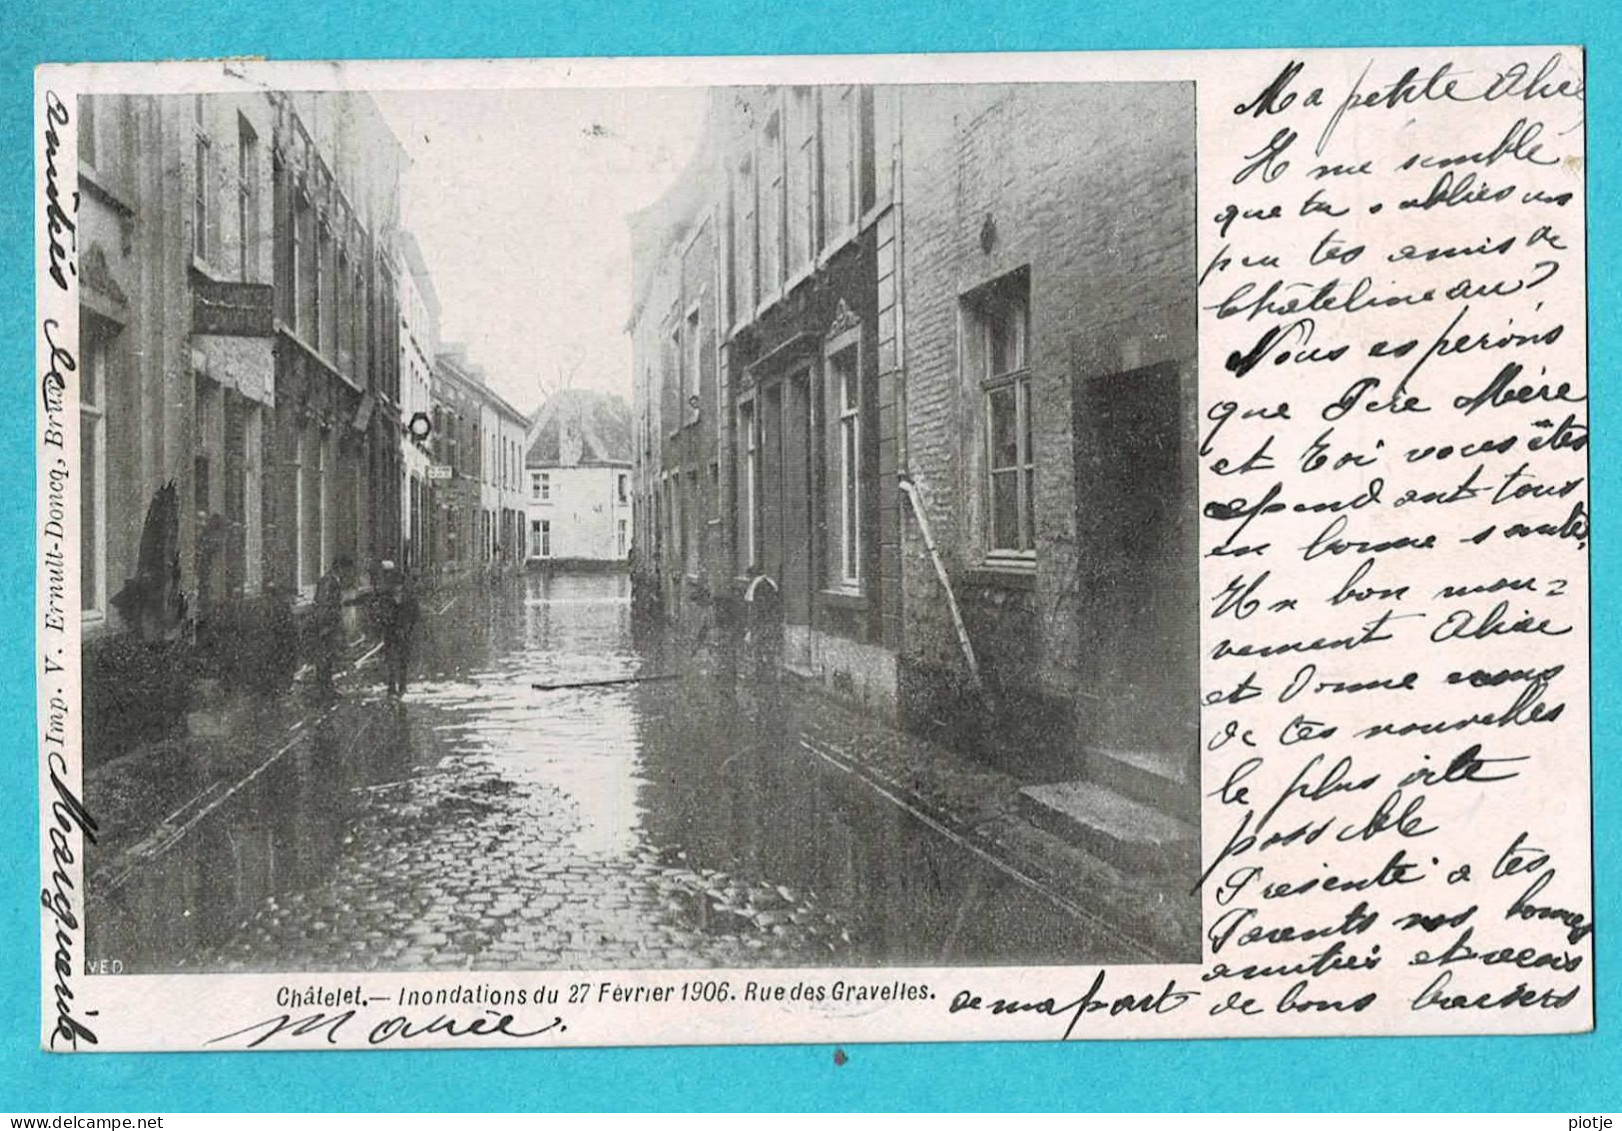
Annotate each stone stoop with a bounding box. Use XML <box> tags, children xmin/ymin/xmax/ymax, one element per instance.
<box><xmin>1085</xmin><ymin>745</ymin><xmax>1200</xmax><ymax>825</ymax></box>
<box><xmin>1018</xmin><ymin>779</ymin><xmax>1197</xmax><ymax>875</ymax></box>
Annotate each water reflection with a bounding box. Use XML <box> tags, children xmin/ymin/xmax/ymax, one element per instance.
<box><xmin>89</xmin><ymin>699</ymin><xmax>420</xmax><ymax>971</ymax></box>
<box><xmin>92</xmin><ymin>570</ymin><xmax>1135</xmax><ymax>972</ymax></box>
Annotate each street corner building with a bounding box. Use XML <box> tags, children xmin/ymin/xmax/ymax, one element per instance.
<box><xmin>523</xmin><ymin>389</ymin><xmax>634</xmax><ymax>568</ymax></box>
<box><xmin>74</xmin><ymin>89</ymin><xmax>412</xmax><ymax>764</ymax></box>
<box><xmin>426</xmin><ymin>345</ymin><xmax>530</xmax><ymax>574</ymax></box>
<box><xmin>629</xmin><ymin>82</ymin><xmax>1200</xmax><ymax>885</ymax></box>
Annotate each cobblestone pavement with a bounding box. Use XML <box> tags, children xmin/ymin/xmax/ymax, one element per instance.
<box><xmin>199</xmin><ymin>723</ymin><xmax>856</xmax><ymax>973</ymax></box>
<box><xmin>89</xmin><ymin>571</ymin><xmax>1193</xmax><ymax>974</ymax></box>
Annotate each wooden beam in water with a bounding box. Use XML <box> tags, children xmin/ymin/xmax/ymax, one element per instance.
<box><xmin>531</xmin><ymin>672</ymin><xmax>683</xmax><ymax>692</ymax></box>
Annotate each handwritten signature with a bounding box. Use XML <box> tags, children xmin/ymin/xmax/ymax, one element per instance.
<box><xmin>210</xmin><ymin>1008</ymin><xmax>567</xmax><ymax>1049</ymax></box>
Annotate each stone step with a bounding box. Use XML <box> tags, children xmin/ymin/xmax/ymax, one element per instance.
<box><xmin>1019</xmin><ymin>779</ymin><xmax>1198</xmax><ymax>875</ymax></box>
<box><xmin>1086</xmin><ymin>745</ymin><xmax>1199</xmax><ymax>824</ymax></box>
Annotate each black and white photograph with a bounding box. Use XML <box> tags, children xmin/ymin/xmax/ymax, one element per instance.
<box><xmin>74</xmin><ymin>79</ymin><xmax>1201</xmax><ymax>976</ymax></box>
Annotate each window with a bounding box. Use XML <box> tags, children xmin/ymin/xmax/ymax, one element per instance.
<box><xmin>617</xmin><ymin>472</ymin><xmax>628</xmax><ymax>505</ymax></box>
<box><xmin>237</xmin><ymin>116</ymin><xmax>259</xmax><ymax>281</ymax></box>
<box><xmin>80</xmin><ymin>318</ymin><xmax>109</xmax><ymax>615</ymax></box>
<box><xmin>319</xmin><ymin>428</ymin><xmax>334</xmax><ymax>577</ymax></box>
<box><xmin>787</xmin><ymin>88</ymin><xmax>816</xmax><ymax>275</ymax></box>
<box><xmin>857</xmin><ymin>86</ymin><xmax>877</xmax><ymax>217</ymax></box>
<box><xmin>971</xmin><ymin>271</ymin><xmax>1035</xmax><ymax>558</ymax></box>
<box><xmin>317</xmin><ymin>223</ymin><xmax>333</xmax><ymax>358</ymax></box>
<box><xmin>79</xmin><ymin>95</ymin><xmax>99</xmax><ymax>168</ymax></box>
<box><xmin>821</xmin><ymin>87</ymin><xmax>856</xmax><ymax>243</ymax></box>
<box><xmin>291</xmin><ymin>191</ymin><xmax>309</xmax><ymax>332</ymax></box>
<box><xmin>301</xmin><ymin>200</ymin><xmax>321</xmax><ymax>340</ymax></box>
<box><xmin>670</xmin><ymin>325</ymin><xmax>684</xmax><ymax>430</ymax></box>
<box><xmin>642</xmin><ymin>377</ymin><xmax>653</xmax><ymax>454</ymax></box>
<box><xmin>336</xmin><ymin>250</ymin><xmax>350</xmax><ymax>375</ymax></box>
<box><xmin>297</xmin><ymin>420</ymin><xmax>324</xmax><ymax>589</ymax></box>
<box><xmin>194</xmin><ymin>376</ymin><xmax>220</xmax><ymax>520</ymax></box>
<box><xmin>738</xmin><ymin>401</ymin><xmax>758</xmax><ymax>570</ymax></box>
<box><xmin>617</xmin><ymin>518</ymin><xmax>628</xmax><ymax>559</ymax></box>
<box><xmin>351</xmin><ymin>264</ymin><xmax>365</xmax><ymax>383</ymax></box>
<box><xmin>242</xmin><ymin>405</ymin><xmax>262</xmax><ymax>594</ymax></box>
<box><xmin>730</xmin><ymin>153</ymin><xmax>755</xmax><ymax>324</ymax></box>
<box><xmin>533</xmin><ymin>471</ymin><xmax>550</xmax><ymax>501</ymax></box>
<box><xmin>686</xmin><ymin>309</ymin><xmax>702</xmax><ymax>424</ymax></box>
<box><xmin>760</xmin><ymin>109</ymin><xmax>784</xmax><ymax>294</ymax></box>
<box><xmin>673</xmin><ymin>472</ymin><xmax>686</xmax><ymax>573</ymax></box>
<box><xmin>831</xmin><ymin>347</ymin><xmax>862</xmax><ymax>586</ymax></box>
<box><xmin>685</xmin><ymin>469</ymin><xmax>700</xmax><ymax>574</ymax></box>
<box><xmin>533</xmin><ymin>519</ymin><xmax>550</xmax><ymax>558</ymax></box>
<box><xmin>193</xmin><ymin>131</ymin><xmax>212</xmax><ymax>263</ymax></box>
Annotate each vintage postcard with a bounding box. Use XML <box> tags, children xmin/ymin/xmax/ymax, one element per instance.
<box><xmin>35</xmin><ymin>46</ymin><xmax>1589</xmax><ymax>1051</ymax></box>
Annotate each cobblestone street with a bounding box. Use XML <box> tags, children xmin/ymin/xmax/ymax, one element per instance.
<box><xmin>87</xmin><ymin>572</ymin><xmax>1195</xmax><ymax>974</ymax></box>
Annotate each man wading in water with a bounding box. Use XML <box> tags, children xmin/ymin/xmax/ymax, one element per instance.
<box><xmin>310</xmin><ymin>555</ymin><xmax>357</xmax><ymax>703</ymax></box>
<box><xmin>373</xmin><ymin>561</ymin><xmax>421</xmax><ymax>699</ymax></box>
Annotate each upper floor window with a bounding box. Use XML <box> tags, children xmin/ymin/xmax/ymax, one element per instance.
<box><xmin>729</xmin><ymin>153</ymin><xmax>756</xmax><ymax>324</ymax></box>
<box><xmin>237</xmin><ymin>116</ymin><xmax>259</xmax><ymax>281</ymax></box>
<box><xmin>686</xmin><ymin>308</ymin><xmax>702</xmax><ymax>424</ymax></box>
<box><xmin>821</xmin><ymin>86</ymin><xmax>856</xmax><ymax>242</ymax></box>
<box><xmin>79</xmin><ymin>96</ymin><xmax>98</xmax><ymax>169</ymax></box>
<box><xmin>787</xmin><ymin>88</ymin><xmax>817</xmax><ymax>276</ymax></box>
<box><xmin>617</xmin><ymin>472</ymin><xmax>629</xmax><ymax>505</ymax></box>
<box><xmin>193</xmin><ymin>103</ymin><xmax>213</xmax><ymax>264</ymax></box>
<box><xmin>968</xmin><ymin>270</ymin><xmax>1034</xmax><ymax>560</ymax></box>
<box><xmin>759</xmin><ymin>110</ymin><xmax>784</xmax><ymax>295</ymax></box>
<box><xmin>531</xmin><ymin>470</ymin><xmax>551</xmax><ymax>502</ymax></box>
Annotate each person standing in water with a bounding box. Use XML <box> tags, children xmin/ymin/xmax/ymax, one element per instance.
<box><xmin>310</xmin><ymin>555</ymin><xmax>356</xmax><ymax>703</ymax></box>
<box><xmin>373</xmin><ymin>561</ymin><xmax>421</xmax><ymax>698</ymax></box>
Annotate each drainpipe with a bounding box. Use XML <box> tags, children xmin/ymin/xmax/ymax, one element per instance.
<box><xmin>897</xmin><ymin>475</ymin><xmax>982</xmax><ymax>694</ymax></box>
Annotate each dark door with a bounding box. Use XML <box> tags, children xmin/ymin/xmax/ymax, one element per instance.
<box><xmin>1073</xmin><ymin>360</ymin><xmax>1196</xmax><ymax>764</ymax></box>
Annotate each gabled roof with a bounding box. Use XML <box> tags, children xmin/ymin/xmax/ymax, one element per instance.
<box><xmin>525</xmin><ymin>389</ymin><xmax>633</xmax><ymax>469</ymax></box>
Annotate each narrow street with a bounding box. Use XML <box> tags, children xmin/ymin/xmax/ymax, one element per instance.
<box><xmin>87</xmin><ymin>572</ymin><xmax>1195</xmax><ymax>974</ymax></box>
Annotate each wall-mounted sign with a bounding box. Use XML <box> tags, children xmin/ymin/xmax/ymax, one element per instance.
<box><xmin>426</xmin><ymin>465</ymin><xmax>454</xmax><ymax>480</ymax></box>
<box><xmin>192</xmin><ymin>279</ymin><xmax>275</xmax><ymax>338</ymax></box>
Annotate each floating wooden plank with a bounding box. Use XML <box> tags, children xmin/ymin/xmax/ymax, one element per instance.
<box><xmin>530</xmin><ymin>672</ymin><xmax>683</xmax><ymax>692</ymax></box>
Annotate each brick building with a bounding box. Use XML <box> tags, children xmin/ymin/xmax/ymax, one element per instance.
<box><xmin>76</xmin><ymin>90</ymin><xmax>414</xmax><ymax>757</ymax></box>
<box><xmin>630</xmin><ymin>86</ymin><xmax>905</xmax><ymax>713</ymax></box>
<box><xmin>627</xmin><ymin>120</ymin><xmax>722</xmax><ymax>626</ymax></box>
<box><xmin>269</xmin><ymin>92</ymin><xmax>407</xmax><ymax>599</ymax></box>
<box><xmin>895</xmin><ymin>83</ymin><xmax>1198</xmax><ymax>818</ymax></box>
<box><xmin>631</xmin><ymin>82</ymin><xmax>1197</xmax><ymax>825</ymax></box>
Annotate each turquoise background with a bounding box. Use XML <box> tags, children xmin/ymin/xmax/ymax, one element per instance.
<box><xmin>2</xmin><ymin>0</ymin><xmax>1614</xmax><ymax>1112</ymax></box>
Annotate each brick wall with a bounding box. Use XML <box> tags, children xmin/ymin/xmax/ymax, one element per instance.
<box><xmin>897</xmin><ymin>83</ymin><xmax>1197</xmax><ymax>770</ymax></box>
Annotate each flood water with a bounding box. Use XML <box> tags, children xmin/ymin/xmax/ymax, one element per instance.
<box><xmin>88</xmin><ymin>571</ymin><xmax>1140</xmax><ymax>974</ymax></box>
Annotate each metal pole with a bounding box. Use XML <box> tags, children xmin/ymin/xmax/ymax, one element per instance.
<box><xmin>897</xmin><ymin>475</ymin><xmax>982</xmax><ymax>693</ymax></box>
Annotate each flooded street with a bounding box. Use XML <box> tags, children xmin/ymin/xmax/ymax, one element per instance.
<box><xmin>88</xmin><ymin>571</ymin><xmax>1160</xmax><ymax>974</ymax></box>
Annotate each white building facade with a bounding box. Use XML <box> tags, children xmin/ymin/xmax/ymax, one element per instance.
<box><xmin>524</xmin><ymin>390</ymin><xmax>634</xmax><ymax>566</ymax></box>
<box><xmin>396</xmin><ymin>230</ymin><xmax>439</xmax><ymax>572</ymax></box>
